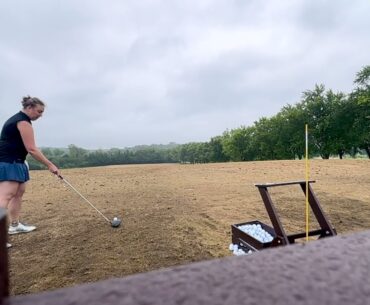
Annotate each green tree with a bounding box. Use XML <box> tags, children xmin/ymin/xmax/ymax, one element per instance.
<box><xmin>208</xmin><ymin>136</ymin><xmax>229</xmax><ymax>162</ymax></box>
<box><xmin>350</xmin><ymin>65</ymin><xmax>370</xmax><ymax>157</ymax></box>
<box><xmin>277</xmin><ymin>105</ymin><xmax>306</xmax><ymax>159</ymax></box>
<box><xmin>252</xmin><ymin>118</ymin><xmax>279</xmax><ymax>160</ymax></box>
<box><xmin>300</xmin><ymin>85</ymin><xmax>346</xmax><ymax>159</ymax></box>
<box><xmin>222</xmin><ymin>127</ymin><xmax>256</xmax><ymax>161</ymax></box>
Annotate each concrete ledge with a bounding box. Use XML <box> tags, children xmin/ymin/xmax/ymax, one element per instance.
<box><xmin>6</xmin><ymin>229</ymin><xmax>370</xmax><ymax>305</ymax></box>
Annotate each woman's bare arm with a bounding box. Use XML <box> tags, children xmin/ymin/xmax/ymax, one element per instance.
<box><xmin>17</xmin><ymin>121</ymin><xmax>60</xmax><ymax>175</ymax></box>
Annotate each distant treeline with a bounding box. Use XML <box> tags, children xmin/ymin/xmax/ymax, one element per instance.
<box><xmin>27</xmin><ymin>65</ymin><xmax>370</xmax><ymax>170</ymax></box>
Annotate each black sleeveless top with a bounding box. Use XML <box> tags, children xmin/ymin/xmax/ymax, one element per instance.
<box><xmin>0</xmin><ymin>111</ymin><xmax>31</xmax><ymax>163</ymax></box>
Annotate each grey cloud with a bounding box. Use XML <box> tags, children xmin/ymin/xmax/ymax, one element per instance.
<box><xmin>1</xmin><ymin>0</ymin><xmax>369</xmax><ymax>148</ymax></box>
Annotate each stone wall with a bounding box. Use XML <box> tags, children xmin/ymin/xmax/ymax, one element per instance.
<box><xmin>2</xmin><ymin>207</ymin><xmax>370</xmax><ymax>305</ymax></box>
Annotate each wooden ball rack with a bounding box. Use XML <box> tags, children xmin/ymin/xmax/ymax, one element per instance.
<box><xmin>232</xmin><ymin>180</ymin><xmax>337</xmax><ymax>252</ymax></box>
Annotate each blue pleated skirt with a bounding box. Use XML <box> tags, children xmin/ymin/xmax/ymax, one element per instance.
<box><xmin>0</xmin><ymin>161</ymin><xmax>30</xmax><ymax>182</ymax></box>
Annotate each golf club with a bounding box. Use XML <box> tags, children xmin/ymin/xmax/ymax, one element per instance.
<box><xmin>58</xmin><ymin>175</ymin><xmax>121</xmax><ymax>228</ymax></box>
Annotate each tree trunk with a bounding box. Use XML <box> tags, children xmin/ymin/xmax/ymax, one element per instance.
<box><xmin>321</xmin><ymin>153</ymin><xmax>330</xmax><ymax>159</ymax></box>
<box><xmin>365</xmin><ymin>147</ymin><xmax>370</xmax><ymax>159</ymax></box>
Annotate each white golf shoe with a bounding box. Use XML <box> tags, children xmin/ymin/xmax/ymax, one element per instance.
<box><xmin>8</xmin><ymin>222</ymin><xmax>37</xmax><ymax>235</ymax></box>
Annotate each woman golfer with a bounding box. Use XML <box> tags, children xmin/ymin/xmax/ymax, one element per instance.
<box><xmin>0</xmin><ymin>96</ymin><xmax>60</xmax><ymax>248</ymax></box>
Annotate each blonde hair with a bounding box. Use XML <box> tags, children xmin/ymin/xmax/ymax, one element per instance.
<box><xmin>21</xmin><ymin>96</ymin><xmax>45</xmax><ymax>108</ymax></box>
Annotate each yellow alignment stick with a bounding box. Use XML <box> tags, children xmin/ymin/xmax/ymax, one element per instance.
<box><xmin>305</xmin><ymin>124</ymin><xmax>309</xmax><ymax>241</ymax></box>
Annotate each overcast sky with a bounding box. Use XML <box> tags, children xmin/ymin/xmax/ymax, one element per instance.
<box><xmin>0</xmin><ymin>0</ymin><xmax>369</xmax><ymax>149</ymax></box>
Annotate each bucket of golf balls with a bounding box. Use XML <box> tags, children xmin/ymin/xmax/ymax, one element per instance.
<box><xmin>231</xmin><ymin>220</ymin><xmax>277</xmax><ymax>253</ymax></box>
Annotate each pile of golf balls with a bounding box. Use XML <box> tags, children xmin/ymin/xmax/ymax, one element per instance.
<box><xmin>238</xmin><ymin>223</ymin><xmax>274</xmax><ymax>243</ymax></box>
<box><xmin>228</xmin><ymin>243</ymin><xmax>252</xmax><ymax>256</ymax></box>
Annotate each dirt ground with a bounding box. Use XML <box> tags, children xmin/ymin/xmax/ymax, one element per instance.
<box><xmin>7</xmin><ymin>159</ymin><xmax>370</xmax><ymax>295</ymax></box>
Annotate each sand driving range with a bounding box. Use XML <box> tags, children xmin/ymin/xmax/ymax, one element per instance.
<box><xmin>8</xmin><ymin>159</ymin><xmax>370</xmax><ymax>295</ymax></box>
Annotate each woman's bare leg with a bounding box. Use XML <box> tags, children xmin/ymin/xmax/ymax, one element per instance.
<box><xmin>0</xmin><ymin>181</ymin><xmax>19</xmax><ymax>209</ymax></box>
<box><xmin>8</xmin><ymin>182</ymin><xmax>27</xmax><ymax>223</ymax></box>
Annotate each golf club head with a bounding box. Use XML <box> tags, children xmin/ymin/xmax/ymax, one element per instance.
<box><xmin>111</xmin><ymin>217</ymin><xmax>122</xmax><ymax>228</ymax></box>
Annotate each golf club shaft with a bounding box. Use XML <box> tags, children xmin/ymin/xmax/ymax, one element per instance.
<box><xmin>60</xmin><ymin>176</ymin><xmax>111</xmax><ymax>223</ymax></box>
